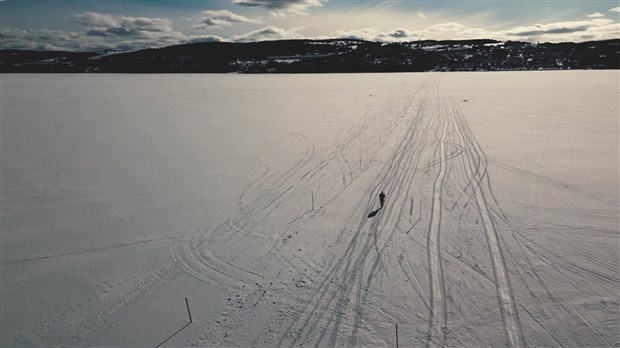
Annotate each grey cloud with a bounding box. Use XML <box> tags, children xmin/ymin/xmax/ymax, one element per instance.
<box><xmin>232</xmin><ymin>0</ymin><xmax>319</xmax><ymax>9</ymax></box>
<box><xmin>119</xmin><ymin>17</ymin><xmax>172</xmax><ymax>32</ymax></box>
<box><xmin>509</xmin><ymin>26</ymin><xmax>590</xmax><ymax>36</ymax></box>
<box><xmin>327</xmin><ymin>27</ymin><xmax>424</xmax><ymax>42</ymax></box>
<box><xmin>1</xmin><ymin>27</ymin><xmax>112</xmax><ymax>51</ymax></box>
<box><xmin>388</xmin><ymin>29</ymin><xmax>411</xmax><ymax>38</ymax></box>
<box><xmin>504</xmin><ymin>21</ymin><xmax>605</xmax><ymax>37</ymax></box>
<box><xmin>72</xmin><ymin>12</ymin><xmax>117</xmax><ymax>28</ymax></box>
<box><xmin>2</xmin><ymin>13</ymin><xmax>187</xmax><ymax>51</ymax></box>
<box><xmin>233</xmin><ymin>0</ymin><xmax>321</xmax><ymax>16</ymax></box>
<box><xmin>73</xmin><ymin>12</ymin><xmax>174</xmax><ymax>37</ymax></box>
<box><xmin>197</xmin><ymin>10</ymin><xmax>260</xmax><ymax>28</ymax></box>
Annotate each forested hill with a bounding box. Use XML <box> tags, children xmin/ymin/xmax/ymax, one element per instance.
<box><xmin>2</xmin><ymin>38</ymin><xmax>618</xmax><ymax>73</ymax></box>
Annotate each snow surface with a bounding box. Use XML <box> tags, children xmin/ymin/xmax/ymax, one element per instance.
<box><xmin>1</xmin><ymin>71</ymin><xmax>618</xmax><ymax>347</ymax></box>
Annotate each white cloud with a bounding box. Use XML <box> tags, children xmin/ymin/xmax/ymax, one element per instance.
<box><xmin>2</xmin><ymin>10</ymin><xmax>619</xmax><ymax>52</ymax></box>
<box><xmin>322</xmin><ymin>17</ymin><xmax>620</xmax><ymax>43</ymax></box>
<box><xmin>230</xmin><ymin>25</ymin><xmax>303</xmax><ymax>42</ymax></box>
<box><xmin>324</xmin><ymin>27</ymin><xmax>381</xmax><ymax>41</ymax></box>
<box><xmin>417</xmin><ymin>12</ymin><xmax>426</xmax><ymax>19</ymax></box>
<box><xmin>444</xmin><ymin>18</ymin><xmax>619</xmax><ymax>43</ymax></box>
<box><xmin>271</xmin><ymin>11</ymin><xmax>287</xmax><ymax>18</ymax></box>
<box><xmin>187</xmin><ymin>34</ymin><xmax>226</xmax><ymax>43</ymax></box>
<box><xmin>609</xmin><ymin>7</ymin><xmax>620</xmax><ymax>12</ymax></box>
<box><xmin>587</xmin><ymin>12</ymin><xmax>605</xmax><ymax>19</ymax></box>
<box><xmin>233</xmin><ymin>0</ymin><xmax>322</xmax><ymax>16</ymax></box>
<box><xmin>455</xmin><ymin>27</ymin><xmax>494</xmax><ymax>39</ymax></box>
<box><xmin>424</xmin><ymin>22</ymin><xmax>466</xmax><ymax>34</ymax></box>
<box><xmin>196</xmin><ymin>10</ymin><xmax>260</xmax><ymax>28</ymax></box>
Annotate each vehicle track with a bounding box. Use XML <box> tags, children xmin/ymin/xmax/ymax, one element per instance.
<box><xmin>448</xmin><ymin>96</ymin><xmax>524</xmax><ymax>348</ymax></box>
<box><xmin>490</xmin><ymin>160</ymin><xmax>619</xmax><ymax>206</ymax></box>
<box><xmin>426</xmin><ymin>88</ymin><xmax>449</xmax><ymax>348</ymax></box>
<box><xmin>170</xmin><ymin>74</ymin><xmax>616</xmax><ymax>348</ymax></box>
<box><xmin>273</xmin><ymin>79</ymin><xmax>438</xmax><ymax>347</ymax></box>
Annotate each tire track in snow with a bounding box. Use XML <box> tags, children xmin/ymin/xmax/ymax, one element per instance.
<box><xmin>275</xmin><ymin>80</ymin><xmax>436</xmax><ymax>347</ymax></box>
<box><xmin>531</xmin><ymin>98</ymin><xmax>579</xmax><ymax>207</ymax></box>
<box><xmin>318</xmin><ymin>79</ymin><xmax>436</xmax><ymax>347</ymax></box>
<box><xmin>426</xmin><ymin>93</ymin><xmax>449</xmax><ymax>348</ymax></box>
<box><xmin>2</xmin><ymin>235</ymin><xmax>174</xmax><ymax>265</ymax></box>
<box><xmin>490</xmin><ymin>160</ymin><xmax>619</xmax><ymax>206</ymax></box>
<box><xmin>32</xmin><ymin>259</ymin><xmax>181</xmax><ymax>346</ymax></box>
<box><xmin>448</xmin><ymin>97</ymin><xmax>524</xmax><ymax>348</ymax></box>
<box><xmin>335</xmin><ymin>84</ymin><xmax>435</xmax><ymax>347</ymax></box>
<box><xmin>348</xmin><ymin>87</ymin><xmax>436</xmax><ymax>347</ymax></box>
<box><xmin>398</xmin><ymin>254</ymin><xmax>431</xmax><ymax>312</ymax></box>
<box><xmin>172</xmin><ymin>131</ymin><xmax>318</xmax><ymax>289</ymax></box>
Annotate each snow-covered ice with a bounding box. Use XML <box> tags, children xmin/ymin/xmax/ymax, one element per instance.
<box><xmin>1</xmin><ymin>71</ymin><xmax>618</xmax><ymax>347</ymax></box>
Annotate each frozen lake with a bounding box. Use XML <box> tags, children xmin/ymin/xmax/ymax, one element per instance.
<box><xmin>1</xmin><ymin>72</ymin><xmax>618</xmax><ymax>347</ymax></box>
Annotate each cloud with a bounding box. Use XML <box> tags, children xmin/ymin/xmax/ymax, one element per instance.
<box><xmin>2</xmin><ymin>10</ymin><xmax>619</xmax><ymax>52</ymax></box>
<box><xmin>610</xmin><ymin>7</ymin><xmax>620</xmax><ymax>12</ymax></box>
<box><xmin>187</xmin><ymin>34</ymin><xmax>225</xmax><ymax>43</ymax></box>
<box><xmin>587</xmin><ymin>12</ymin><xmax>605</xmax><ymax>19</ymax></box>
<box><xmin>230</xmin><ymin>25</ymin><xmax>303</xmax><ymax>42</ymax></box>
<box><xmin>2</xmin><ymin>12</ymin><xmax>190</xmax><ymax>51</ymax></box>
<box><xmin>325</xmin><ymin>28</ymin><xmax>381</xmax><ymax>41</ymax></box>
<box><xmin>452</xmin><ymin>18</ymin><xmax>618</xmax><ymax>43</ymax></box>
<box><xmin>417</xmin><ymin>12</ymin><xmax>426</xmax><ymax>19</ymax></box>
<box><xmin>232</xmin><ymin>0</ymin><xmax>320</xmax><ymax>9</ymax></box>
<box><xmin>502</xmin><ymin>19</ymin><xmax>614</xmax><ymax>38</ymax></box>
<box><xmin>454</xmin><ymin>27</ymin><xmax>494</xmax><ymax>39</ymax></box>
<box><xmin>73</xmin><ymin>12</ymin><xmax>118</xmax><ymax>28</ymax></box>
<box><xmin>73</xmin><ymin>12</ymin><xmax>177</xmax><ymax>39</ymax></box>
<box><xmin>233</xmin><ymin>0</ymin><xmax>322</xmax><ymax>16</ymax></box>
<box><xmin>387</xmin><ymin>29</ymin><xmax>412</xmax><ymax>38</ymax></box>
<box><xmin>424</xmin><ymin>22</ymin><xmax>466</xmax><ymax>34</ymax></box>
<box><xmin>321</xmin><ymin>27</ymin><xmax>420</xmax><ymax>42</ymax></box>
<box><xmin>377</xmin><ymin>29</ymin><xmax>425</xmax><ymax>41</ymax></box>
<box><xmin>196</xmin><ymin>10</ymin><xmax>260</xmax><ymax>28</ymax></box>
<box><xmin>0</xmin><ymin>27</ymin><xmax>113</xmax><ymax>51</ymax></box>
<box><xmin>323</xmin><ymin>16</ymin><xmax>620</xmax><ymax>44</ymax></box>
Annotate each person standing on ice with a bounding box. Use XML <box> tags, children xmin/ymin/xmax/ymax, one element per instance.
<box><xmin>379</xmin><ymin>191</ymin><xmax>386</xmax><ymax>208</ymax></box>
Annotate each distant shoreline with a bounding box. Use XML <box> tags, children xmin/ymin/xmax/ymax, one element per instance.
<box><xmin>2</xmin><ymin>38</ymin><xmax>618</xmax><ymax>73</ymax></box>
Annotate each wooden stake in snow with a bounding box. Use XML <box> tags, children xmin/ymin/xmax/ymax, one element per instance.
<box><xmin>185</xmin><ymin>297</ymin><xmax>192</xmax><ymax>323</ymax></box>
<box><xmin>396</xmin><ymin>323</ymin><xmax>399</xmax><ymax>348</ymax></box>
<box><xmin>154</xmin><ymin>298</ymin><xmax>193</xmax><ymax>348</ymax></box>
<box><xmin>311</xmin><ymin>191</ymin><xmax>315</xmax><ymax>211</ymax></box>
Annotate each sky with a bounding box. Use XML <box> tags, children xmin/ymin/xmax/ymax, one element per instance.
<box><xmin>1</xmin><ymin>0</ymin><xmax>619</xmax><ymax>51</ymax></box>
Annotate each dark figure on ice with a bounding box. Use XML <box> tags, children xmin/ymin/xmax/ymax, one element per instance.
<box><xmin>367</xmin><ymin>191</ymin><xmax>386</xmax><ymax>218</ymax></box>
